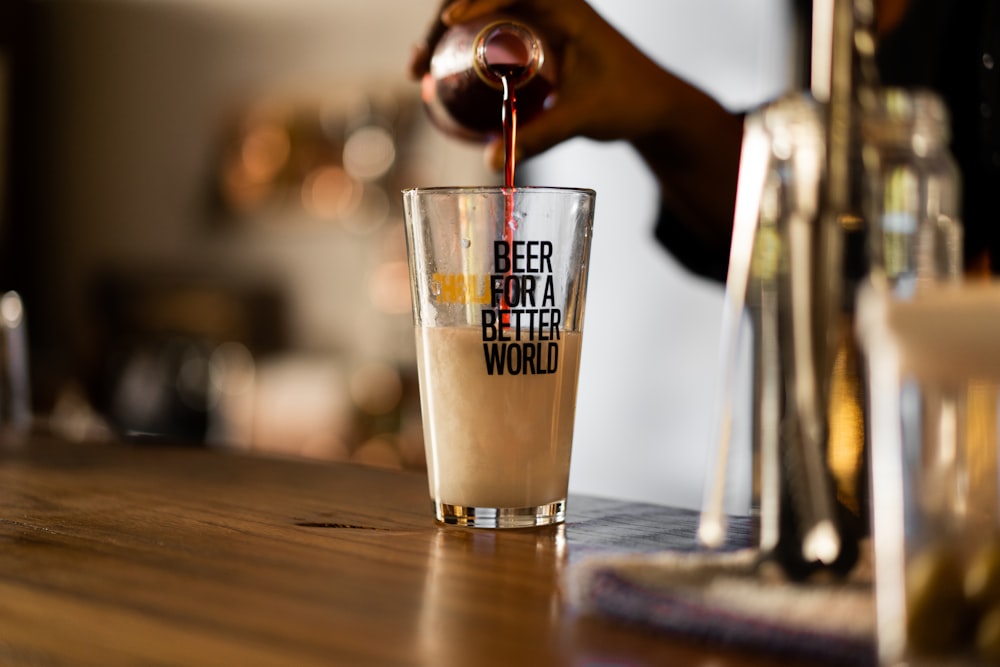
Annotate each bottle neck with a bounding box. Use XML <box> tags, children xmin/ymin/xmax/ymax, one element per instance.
<box><xmin>472</xmin><ymin>20</ymin><xmax>543</xmax><ymax>90</ymax></box>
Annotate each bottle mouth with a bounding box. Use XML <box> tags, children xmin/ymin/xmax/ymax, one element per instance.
<box><xmin>473</xmin><ymin>21</ymin><xmax>542</xmax><ymax>90</ymax></box>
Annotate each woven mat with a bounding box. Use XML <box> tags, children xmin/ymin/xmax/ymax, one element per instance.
<box><xmin>564</xmin><ymin>546</ymin><xmax>876</xmax><ymax>665</ymax></box>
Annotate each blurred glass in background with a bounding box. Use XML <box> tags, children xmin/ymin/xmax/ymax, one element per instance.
<box><xmin>0</xmin><ymin>0</ymin><xmax>488</xmax><ymax>470</ymax></box>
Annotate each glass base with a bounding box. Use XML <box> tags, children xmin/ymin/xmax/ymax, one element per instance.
<box><xmin>433</xmin><ymin>499</ymin><xmax>566</xmax><ymax>528</ymax></box>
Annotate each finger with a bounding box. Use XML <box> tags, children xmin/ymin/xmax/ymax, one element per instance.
<box><xmin>407</xmin><ymin>43</ymin><xmax>433</xmax><ymax>80</ymax></box>
<box><xmin>512</xmin><ymin>101</ymin><xmax>583</xmax><ymax>160</ymax></box>
<box><xmin>407</xmin><ymin>0</ymin><xmax>457</xmax><ymax>79</ymax></box>
<box><xmin>485</xmin><ymin>138</ymin><xmax>506</xmax><ymax>172</ymax></box>
<box><xmin>483</xmin><ymin>100</ymin><xmax>583</xmax><ymax>172</ymax></box>
<box><xmin>444</xmin><ymin>0</ymin><xmax>522</xmax><ymax>25</ymax></box>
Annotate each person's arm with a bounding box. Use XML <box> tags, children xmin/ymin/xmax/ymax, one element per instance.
<box><xmin>409</xmin><ymin>0</ymin><xmax>743</xmax><ymax>280</ymax></box>
<box><xmin>631</xmin><ymin>85</ymin><xmax>743</xmax><ymax>282</ymax></box>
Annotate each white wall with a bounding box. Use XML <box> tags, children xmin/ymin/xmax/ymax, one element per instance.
<box><xmin>529</xmin><ymin>0</ymin><xmax>794</xmax><ymax>509</ymax></box>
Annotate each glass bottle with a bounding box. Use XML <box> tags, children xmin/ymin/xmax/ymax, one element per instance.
<box><xmin>863</xmin><ymin>88</ymin><xmax>963</xmax><ymax>296</ymax></box>
<box><xmin>863</xmin><ymin>90</ymin><xmax>968</xmax><ymax>667</ymax></box>
<box><xmin>421</xmin><ymin>16</ymin><xmax>556</xmax><ymax>141</ymax></box>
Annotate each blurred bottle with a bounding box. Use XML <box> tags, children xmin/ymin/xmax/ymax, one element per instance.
<box><xmin>862</xmin><ymin>88</ymin><xmax>966</xmax><ymax>543</ymax></box>
<box><xmin>863</xmin><ymin>88</ymin><xmax>963</xmax><ymax>295</ymax></box>
<box><xmin>421</xmin><ymin>16</ymin><xmax>556</xmax><ymax>141</ymax></box>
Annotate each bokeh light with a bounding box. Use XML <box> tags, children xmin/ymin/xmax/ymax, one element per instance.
<box><xmin>343</xmin><ymin>125</ymin><xmax>396</xmax><ymax>181</ymax></box>
<box><xmin>349</xmin><ymin>361</ymin><xmax>403</xmax><ymax>416</ymax></box>
<box><xmin>301</xmin><ymin>165</ymin><xmax>361</xmax><ymax>219</ymax></box>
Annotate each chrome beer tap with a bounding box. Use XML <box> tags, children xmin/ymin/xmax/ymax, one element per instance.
<box><xmin>700</xmin><ymin>0</ymin><xmax>879</xmax><ymax>577</ymax></box>
<box><xmin>776</xmin><ymin>0</ymin><xmax>878</xmax><ymax>575</ymax></box>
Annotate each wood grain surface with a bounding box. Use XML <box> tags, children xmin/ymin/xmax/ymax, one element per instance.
<box><xmin>0</xmin><ymin>434</ymin><xmax>806</xmax><ymax>666</ymax></box>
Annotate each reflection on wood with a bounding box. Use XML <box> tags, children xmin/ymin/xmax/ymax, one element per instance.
<box><xmin>0</xmin><ymin>434</ymin><xmax>803</xmax><ymax>666</ymax></box>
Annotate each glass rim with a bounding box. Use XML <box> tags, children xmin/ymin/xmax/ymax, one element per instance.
<box><xmin>402</xmin><ymin>185</ymin><xmax>596</xmax><ymax>197</ymax></box>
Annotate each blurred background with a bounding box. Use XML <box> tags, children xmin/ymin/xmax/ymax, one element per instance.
<box><xmin>0</xmin><ymin>0</ymin><xmax>795</xmax><ymax>510</ymax></box>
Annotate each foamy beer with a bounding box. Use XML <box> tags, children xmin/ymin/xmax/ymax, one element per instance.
<box><xmin>402</xmin><ymin>187</ymin><xmax>595</xmax><ymax>528</ymax></box>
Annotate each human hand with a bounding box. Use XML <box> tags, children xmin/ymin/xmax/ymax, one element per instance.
<box><xmin>408</xmin><ymin>0</ymin><xmax>683</xmax><ymax>170</ymax></box>
<box><xmin>409</xmin><ymin>0</ymin><xmax>744</xmax><ymax>259</ymax></box>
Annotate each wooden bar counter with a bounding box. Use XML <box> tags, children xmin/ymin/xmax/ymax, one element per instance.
<box><xmin>0</xmin><ymin>434</ymin><xmax>806</xmax><ymax>666</ymax></box>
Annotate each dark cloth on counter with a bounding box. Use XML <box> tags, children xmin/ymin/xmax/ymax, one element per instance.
<box><xmin>566</xmin><ymin>546</ymin><xmax>876</xmax><ymax>666</ymax></box>
<box><xmin>564</xmin><ymin>509</ymin><xmax>877</xmax><ymax>665</ymax></box>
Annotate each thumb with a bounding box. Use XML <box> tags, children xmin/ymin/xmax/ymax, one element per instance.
<box><xmin>484</xmin><ymin>102</ymin><xmax>583</xmax><ymax>171</ymax></box>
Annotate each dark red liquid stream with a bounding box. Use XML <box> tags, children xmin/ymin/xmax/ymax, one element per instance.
<box><xmin>496</xmin><ymin>67</ymin><xmax>526</xmax><ymax>188</ymax></box>
<box><xmin>497</xmin><ymin>68</ymin><xmax>522</xmax><ymax>320</ymax></box>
